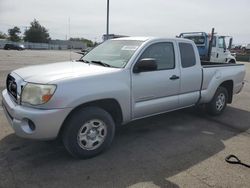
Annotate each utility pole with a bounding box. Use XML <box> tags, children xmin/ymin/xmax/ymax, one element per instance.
<box><xmin>106</xmin><ymin>0</ymin><xmax>109</xmax><ymax>40</ymax></box>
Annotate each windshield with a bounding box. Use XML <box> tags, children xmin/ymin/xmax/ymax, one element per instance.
<box><xmin>81</xmin><ymin>40</ymin><xmax>143</xmax><ymax>68</ymax></box>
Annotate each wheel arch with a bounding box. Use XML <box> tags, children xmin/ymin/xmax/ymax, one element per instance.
<box><xmin>58</xmin><ymin>98</ymin><xmax>123</xmax><ymax>138</ymax></box>
<box><xmin>219</xmin><ymin>80</ymin><xmax>233</xmax><ymax>103</ymax></box>
<box><xmin>228</xmin><ymin>59</ymin><xmax>236</xmax><ymax>64</ymax></box>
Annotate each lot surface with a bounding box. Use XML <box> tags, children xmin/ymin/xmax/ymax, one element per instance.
<box><xmin>0</xmin><ymin>50</ymin><xmax>250</xmax><ymax>188</ymax></box>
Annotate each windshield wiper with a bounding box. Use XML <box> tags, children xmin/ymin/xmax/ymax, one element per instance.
<box><xmin>77</xmin><ymin>59</ymin><xmax>90</xmax><ymax>64</ymax></box>
<box><xmin>91</xmin><ymin>60</ymin><xmax>111</xmax><ymax>67</ymax></box>
<box><xmin>78</xmin><ymin>59</ymin><xmax>114</xmax><ymax>68</ymax></box>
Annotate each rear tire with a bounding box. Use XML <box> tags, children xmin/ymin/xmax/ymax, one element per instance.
<box><xmin>62</xmin><ymin>107</ymin><xmax>115</xmax><ymax>158</ymax></box>
<box><xmin>229</xmin><ymin>59</ymin><xmax>236</xmax><ymax>64</ymax></box>
<box><xmin>206</xmin><ymin>87</ymin><xmax>228</xmax><ymax>116</ymax></box>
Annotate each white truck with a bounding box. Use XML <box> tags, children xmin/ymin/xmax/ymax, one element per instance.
<box><xmin>2</xmin><ymin>37</ymin><xmax>245</xmax><ymax>158</ymax></box>
<box><xmin>179</xmin><ymin>28</ymin><xmax>236</xmax><ymax>63</ymax></box>
<box><xmin>241</xmin><ymin>44</ymin><xmax>250</xmax><ymax>52</ymax></box>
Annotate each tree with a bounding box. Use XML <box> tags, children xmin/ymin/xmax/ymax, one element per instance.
<box><xmin>24</xmin><ymin>19</ymin><xmax>51</xmax><ymax>43</ymax></box>
<box><xmin>0</xmin><ymin>31</ymin><xmax>8</xmax><ymax>39</ymax></box>
<box><xmin>93</xmin><ymin>41</ymin><xmax>99</xmax><ymax>47</ymax></box>
<box><xmin>69</xmin><ymin>37</ymin><xmax>94</xmax><ymax>47</ymax></box>
<box><xmin>8</xmin><ymin>27</ymin><xmax>21</xmax><ymax>41</ymax></box>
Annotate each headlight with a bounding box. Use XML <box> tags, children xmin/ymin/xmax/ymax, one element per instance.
<box><xmin>21</xmin><ymin>83</ymin><xmax>56</xmax><ymax>105</ymax></box>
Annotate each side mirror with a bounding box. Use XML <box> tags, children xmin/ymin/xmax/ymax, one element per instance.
<box><xmin>133</xmin><ymin>58</ymin><xmax>157</xmax><ymax>73</ymax></box>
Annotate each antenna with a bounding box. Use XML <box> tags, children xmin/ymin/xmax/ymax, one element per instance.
<box><xmin>68</xmin><ymin>17</ymin><xmax>72</xmax><ymax>61</ymax></box>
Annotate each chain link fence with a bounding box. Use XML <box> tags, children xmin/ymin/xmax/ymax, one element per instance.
<box><xmin>0</xmin><ymin>40</ymin><xmax>68</xmax><ymax>50</ymax></box>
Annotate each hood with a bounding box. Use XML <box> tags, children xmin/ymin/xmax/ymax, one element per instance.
<box><xmin>13</xmin><ymin>61</ymin><xmax>120</xmax><ymax>83</ymax></box>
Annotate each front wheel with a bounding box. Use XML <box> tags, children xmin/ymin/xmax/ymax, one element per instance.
<box><xmin>62</xmin><ymin>107</ymin><xmax>115</xmax><ymax>158</ymax></box>
<box><xmin>206</xmin><ymin>87</ymin><xmax>228</xmax><ymax>116</ymax></box>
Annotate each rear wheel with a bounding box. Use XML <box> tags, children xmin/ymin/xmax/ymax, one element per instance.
<box><xmin>229</xmin><ymin>59</ymin><xmax>236</xmax><ymax>64</ymax></box>
<box><xmin>62</xmin><ymin>107</ymin><xmax>115</xmax><ymax>158</ymax></box>
<box><xmin>206</xmin><ymin>87</ymin><xmax>228</xmax><ymax>116</ymax></box>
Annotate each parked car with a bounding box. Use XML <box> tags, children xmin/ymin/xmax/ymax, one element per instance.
<box><xmin>81</xmin><ymin>47</ymin><xmax>93</xmax><ymax>53</ymax></box>
<box><xmin>4</xmin><ymin>43</ymin><xmax>25</xmax><ymax>50</ymax></box>
<box><xmin>76</xmin><ymin>47</ymin><xmax>94</xmax><ymax>56</ymax></box>
<box><xmin>2</xmin><ymin>37</ymin><xmax>245</xmax><ymax>158</ymax></box>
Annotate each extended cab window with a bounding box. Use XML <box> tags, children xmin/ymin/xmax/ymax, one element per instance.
<box><xmin>139</xmin><ymin>42</ymin><xmax>175</xmax><ymax>70</ymax></box>
<box><xmin>179</xmin><ymin>43</ymin><xmax>196</xmax><ymax>68</ymax></box>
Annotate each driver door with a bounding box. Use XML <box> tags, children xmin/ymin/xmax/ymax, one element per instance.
<box><xmin>211</xmin><ymin>37</ymin><xmax>227</xmax><ymax>63</ymax></box>
<box><xmin>131</xmin><ymin>42</ymin><xmax>180</xmax><ymax>119</ymax></box>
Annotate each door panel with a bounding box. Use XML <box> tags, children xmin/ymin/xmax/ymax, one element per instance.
<box><xmin>210</xmin><ymin>37</ymin><xmax>227</xmax><ymax>63</ymax></box>
<box><xmin>132</xmin><ymin>70</ymin><xmax>180</xmax><ymax>118</ymax></box>
<box><xmin>131</xmin><ymin>42</ymin><xmax>180</xmax><ymax>119</ymax></box>
<box><xmin>179</xmin><ymin>66</ymin><xmax>201</xmax><ymax>106</ymax></box>
<box><xmin>178</xmin><ymin>42</ymin><xmax>202</xmax><ymax>107</ymax></box>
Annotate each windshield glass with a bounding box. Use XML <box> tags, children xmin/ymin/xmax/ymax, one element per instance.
<box><xmin>81</xmin><ymin>40</ymin><xmax>143</xmax><ymax>68</ymax></box>
<box><xmin>184</xmin><ymin>36</ymin><xmax>205</xmax><ymax>45</ymax></box>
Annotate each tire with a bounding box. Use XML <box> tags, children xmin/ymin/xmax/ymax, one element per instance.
<box><xmin>62</xmin><ymin>107</ymin><xmax>115</xmax><ymax>158</ymax></box>
<box><xmin>206</xmin><ymin>87</ymin><xmax>228</xmax><ymax>116</ymax></box>
<box><xmin>229</xmin><ymin>59</ymin><xmax>236</xmax><ymax>64</ymax></box>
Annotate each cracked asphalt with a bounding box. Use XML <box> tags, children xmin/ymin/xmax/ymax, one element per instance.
<box><xmin>0</xmin><ymin>50</ymin><xmax>250</xmax><ymax>188</ymax></box>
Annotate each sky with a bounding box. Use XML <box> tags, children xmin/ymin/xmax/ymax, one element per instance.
<box><xmin>0</xmin><ymin>0</ymin><xmax>249</xmax><ymax>43</ymax></box>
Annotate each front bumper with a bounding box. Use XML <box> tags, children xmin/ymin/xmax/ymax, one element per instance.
<box><xmin>2</xmin><ymin>89</ymin><xmax>72</xmax><ymax>140</ymax></box>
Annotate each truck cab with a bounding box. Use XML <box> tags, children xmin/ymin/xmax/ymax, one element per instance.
<box><xmin>210</xmin><ymin>35</ymin><xmax>236</xmax><ymax>63</ymax></box>
<box><xmin>179</xmin><ymin>31</ymin><xmax>236</xmax><ymax>63</ymax></box>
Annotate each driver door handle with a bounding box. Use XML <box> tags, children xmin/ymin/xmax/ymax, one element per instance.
<box><xmin>169</xmin><ymin>75</ymin><xmax>180</xmax><ymax>80</ymax></box>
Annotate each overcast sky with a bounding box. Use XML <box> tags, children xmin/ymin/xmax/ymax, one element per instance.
<box><xmin>0</xmin><ymin>0</ymin><xmax>249</xmax><ymax>43</ymax></box>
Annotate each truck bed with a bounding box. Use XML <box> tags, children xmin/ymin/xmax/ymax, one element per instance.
<box><xmin>199</xmin><ymin>62</ymin><xmax>245</xmax><ymax>104</ymax></box>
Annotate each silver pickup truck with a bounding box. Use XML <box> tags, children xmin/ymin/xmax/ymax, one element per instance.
<box><xmin>2</xmin><ymin>37</ymin><xmax>245</xmax><ymax>158</ymax></box>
